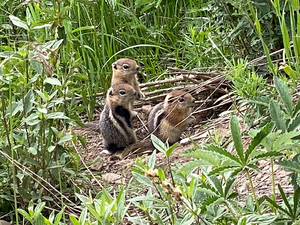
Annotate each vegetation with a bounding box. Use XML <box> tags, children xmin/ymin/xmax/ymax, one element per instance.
<box><xmin>0</xmin><ymin>0</ymin><xmax>300</xmax><ymax>224</ymax></box>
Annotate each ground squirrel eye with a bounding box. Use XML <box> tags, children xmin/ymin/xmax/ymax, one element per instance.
<box><xmin>123</xmin><ymin>64</ymin><xmax>129</xmax><ymax>69</ymax></box>
<box><xmin>119</xmin><ymin>90</ymin><xmax>126</xmax><ymax>95</ymax></box>
<box><xmin>178</xmin><ymin>97</ymin><xmax>184</xmax><ymax>102</ymax></box>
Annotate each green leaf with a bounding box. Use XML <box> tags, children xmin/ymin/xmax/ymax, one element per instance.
<box><xmin>230</xmin><ymin>116</ymin><xmax>245</xmax><ymax>163</ymax></box>
<box><xmin>157</xmin><ymin>168</ymin><xmax>165</xmax><ymax>181</ymax></box>
<box><xmin>28</xmin><ymin>147</ymin><xmax>37</xmax><ymax>155</ymax></box>
<box><xmin>209</xmin><ymin>165</ymin><xmax>240</xmax><ymax>176</ymax></box>
<box><xmin>44</xmin><ymin>78</ymin><xmax>62</xmax><ymax>86</ymax></box>
<box><xmin>34</xmin><ymin>202</ymin><xmax>46</xmax><ymax>218</ymax></box>
<box><xmin>264</xmin><ymin>195</ymin><xmax>291</xmax><ymax>216</ymax></box>
<box><xmin>148</xmin><ymin>150</ymin><xmax>156</xmax><ymax>169</ymax></box>
<box><xmin>274</xmin><ymin>76</ymin><xmax>293</xmax><ymax>116</ymax></box>
<box><xmin>288</xmin><ymin>115</ymin><xmax>300</xmax><ymax>132</ymax></box>
<box><xmin>245</xmin><ymin>122</ymin><xmax>274</xmax><ymax>161</ymax></box>
<box><xmin>270</xmin><ymin>99</ymin><xmax>286</xmax><ymax>131</ymax></box>
<box><xmin>278</xmin><ymin>184</ymin><xmax>293</xmax><ymax>217</ymax></box>
<box><xmin>24</xmin><ymin>89</ymin><xmax>34</xmax><ymax>115</ymax></box>
<box><xmin>165</xmin><ymin>142</ymin><xmax>177</xmax><ymax>158</ymax></box>
<box><xmin>45</xmin><ymin>112</ymin><xmax>69</xmax><ymax>120</ymax></box>
<box><xmin>151</xmin><ymin>134</ymin><xmax>166</xmax><ymax>153</ymax></box>
<box><xmin>9</xmin><ymin>15</ymin><xmax>29</xmax><ymax>30</ymax></box>
<box><xmin>293</xmin><ymin>99</ymin><xmax>300</xmax><ymax>117</ymax></box>
<box><xmin>276</xmin><ymin>159</ymin><xmax>300</xmax><ymax>173</ymax></box>
<box><xmin>250</xmin><ymin>151</ymin><xmax>283</xmax><ymax>163</ymax></box>
<box><xmin>203</xmin><ymin>144</ymin><xmax>241</xmax><ymax>165</ymax></box>
<box><xmin>132</xmin><ymin>171</ymin><xmax>153</xmax><ymax>187</ymax></box>
<box><xmin>54</xmin><ymin>207</ymin><xmax>65</xmax><ymax>225</ymax></box>
<box><xmin>17</xmin><ymin>209</ymin><xmax>32</xmax><ymax>222</ymax></box>
<box><xmin>69</xmin><ymin>214</ymin><xmax>80</xmax><ymax>225</ymax></box>
<box><xmin>58</xmin><ymin>135</ymin><xmax>73</xmax><ymax>145</ymax></box>
<box><xmin>128</xmin><ymin>196</ymin><xmax>169</xmax><ymax>207</ymax></box>
<box><xmin>72</xmin><ymin>26</ymin><xmax>95</xmax><ymax>33</ymax></box>
<box><xmin>224</xmin><ymin>179</ymin><xmax>236</xmax><ymax>198</ymax></box>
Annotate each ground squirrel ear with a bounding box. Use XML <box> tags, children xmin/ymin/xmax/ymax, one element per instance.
<box><xmin>112</xmin><ymin>62</ymin><xmax>117</xmax><ymax>69</ymax></box>
<box><xmin>108</xmin><ymin>88</ymin><xmax>113</xmax><ymax>96</ymax></box>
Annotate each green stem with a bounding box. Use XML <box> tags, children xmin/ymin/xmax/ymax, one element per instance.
<box><xmin>270</xmin><ymin>158</ymin><xmax>277</xmax><ymax>214</ymax></box>
<box><xmin>246</xmin><ymin>169</ymin><xmax>261</xmax><ymax>215</ymax></box>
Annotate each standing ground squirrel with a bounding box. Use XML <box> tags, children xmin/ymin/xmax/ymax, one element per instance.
<box><xmin>147</xmin><ymin>90</ymin><xmax>195</xmax><ymax>145</ymax></box>
<box><xmin>111</xmin><ymin>58</ymin><xmax>145</xmax><ymax>99</ymax></box>
<box><xmin>99</xmin><ymin>83</ymin><xmax>138</xmax><ymax>153</ymax></box>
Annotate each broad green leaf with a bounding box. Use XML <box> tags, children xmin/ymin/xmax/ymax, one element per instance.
<box><xmin>17</xmin><ymin>187</ymin><xmax>32</xmax><ymax>201</ymax></box>
<box><xmin>148</xmin><ymin>150</ymin><xmax>156</xmax><ymax>169</ymax></box>
<box><xmin>157</xmin><ymin>168</ymin><xmax>165</xmax><ymax>181</ymax></box>
<box><xmin>44</xmin><ymin>78</ymin><xmax>61</xmax><ymax>86</ymax></box>
<box><xmin>48</xmin><ymin>146</ymin><xmax>55</xmax><ymax>152</ymax></box>
<box><xmin>230</xmin><ymin>116</ymin><xmax>245</xmax><ymax>163</ymax></box>
<box><xmin>132</xmin><ymin>171</ymin><xmax>153</xmax><ymax>187</ymax></box>
<box><xmin>34</xmin><ymin>202</ymin><xmax>46</xmax><ymax>217</ymax></box>
<box><xmin>58</xmin><ymin>135</ymin><xmax>73</xmax><ymax>145</ymax></box>
<box><xmin>250</xmin><ymin>151</ymin><xmax>283</xmax><ymax>163</ymax></box>
<box><xmin>282</xmin><ymin>64</ymin><xmax>299</xmax><ymax>80</ymax></box>
<box><xmin>78</xmin><ymin>207</ymin><xmax>87</xmax><ymax>224</ymax></box>
<box><xmin>24</xmin><ymin>89</ymin><xmax>34</xmax><ymax>115</ymax></box>
<box><xmin>151</xmin><ymin>134</ymin><xmax>166</xmax><ymax>153</ymax></box>
<box><xmin>166</xmin><ymin>142</ymin><xmax>177</xmax><ymax>158</ymax></box>
<box><xmin>54</xmin><ymin>207</ymin><xmax>65</xmax><ymax>225</ymax></box>
<box><xmin>28</xmin><ymin>147</ymin><xmax>37</xmax><ymax>155</ymax></box>
<box><xmin>9</xmin><ymin>15</ymin><xmax>29</xmax><ymax>30</ymax></box>
<box><xmin>270</xmin><ymin>99</ymin><xmax>286</xmax><ymax>131</ymax></box>
<box><xmin>274</xmin><ymin>76</ymin><xmax>293</xmax><ymax>116</ymax></box>
<box><xmin>29</xmin><ymin>59</ymin><xmax>43</xmax><ymax>74</ymax></box>
<box><xmin>45</xmin><ymin>112</ymin><xmax>69</xmax><ymax>120</ymax></box>
<box><xmin>23</xmin><ymin>113</ymin><xmax>40</xmax><ymax>125</ymax></box>
<box><xmin>17</xmin><ymin>209</ymin><xmax>32</xmax><ymax>222</ymax></box>
<box><xmin>245</xmin><ymin>122</ymin><xmax>274</xmax><ymax>161</ymax></box>
<box><xmin>238</xmin><ymin>214</ymin><xmax>277</xmax><ymax>225</ymax></box>
<box><xmin>69</xmin><ymin>214</ymin><xmax>80</xmax><ymax>225</ymax></box>
<box><xmin>75</xmin><ymin>193</ymin><xmax>91</xmax><ymax>204</ymax></box>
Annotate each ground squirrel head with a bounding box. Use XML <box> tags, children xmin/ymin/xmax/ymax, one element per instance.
<box><xmin>164</xmin><ymin>90</ymin><xmax>195</xmax><ymax>115</ymax></box>
<box><xmin>107</xmin><ymin>83</ymin><xmax>138</xmax><ymax>106</ymax></box>
<box><xmin>112</xmin><ymin>58</ymin><xmax>139</xmax><ymax>76</ymax></box>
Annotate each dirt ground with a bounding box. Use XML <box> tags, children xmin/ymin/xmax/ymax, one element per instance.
<box><xmin>72</xmin><ymin>94</ymin><xmax>293</xmax><ymax>201</ymax></box>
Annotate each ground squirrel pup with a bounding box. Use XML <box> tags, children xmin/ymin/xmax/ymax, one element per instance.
<box><xmin>148</xmin><ymin>90</ymin><xmax>195</xmax><ymax>145</ymax></box>
<box><xmin>99</xmin><ymin>83</ymin><xmax>138</xmax><ymax>153</ymax></box>
<box><xmin>111</xmin><ymin>58</ymin><xmax>145</xmax><ymax>99</ymax></box>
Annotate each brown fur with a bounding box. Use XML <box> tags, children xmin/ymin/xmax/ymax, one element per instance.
<box><xmin>148</xmin><ymin>90</ymin><xmax>195</xmax><ymax>144</ymax></box>
<box><xmin>111</xmin><ymin>58</ymin><xmax>144</xmax><ymax>98</ymax></box>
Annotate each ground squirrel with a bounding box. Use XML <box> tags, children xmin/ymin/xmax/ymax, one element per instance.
<box><xmin>148</xmin><ymin>90</ymin><xmax>195</xmax><ymax>145</ymax></box>
<box><xmin>99</xmin><ymin>83</ymin><xmax>138</xmax><ymax>153</ymax></box>
<box><xmin>111</xmin><ymin>58</ymin><xmax>145</xmax><ymax>99</ymax></box>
